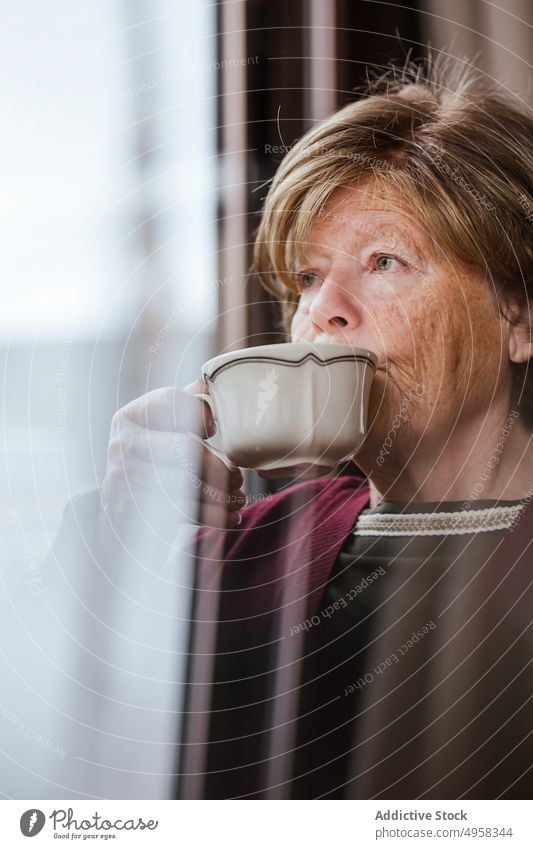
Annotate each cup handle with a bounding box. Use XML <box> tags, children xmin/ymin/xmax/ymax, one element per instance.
<box><xmin>189</xmin><ymin>393</ymin><xmax>239</xmax><ymax>472</ymax></box>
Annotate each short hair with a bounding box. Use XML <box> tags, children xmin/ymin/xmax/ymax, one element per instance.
<box><xmin>253</xmin><ymin>56</ymin><xmax>533</xmax><ymax>421</ymax></box>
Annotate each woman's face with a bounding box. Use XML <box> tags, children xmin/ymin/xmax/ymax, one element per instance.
<box><xmin>290</xmin><ymin>180</ymin><xmax>512</xmax><ymax>461</ymax></box>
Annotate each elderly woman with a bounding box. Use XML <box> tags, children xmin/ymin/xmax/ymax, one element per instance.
<box><xmin>53</xmin><ymin>61</ymin><xmax>533</xmax><ymax>799</ymax></box>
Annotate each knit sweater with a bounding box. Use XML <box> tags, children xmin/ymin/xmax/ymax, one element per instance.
<box><xmin>181</xmin><ymin>477</ymin><xmax>533</xmax><ymax>800</ymax></box>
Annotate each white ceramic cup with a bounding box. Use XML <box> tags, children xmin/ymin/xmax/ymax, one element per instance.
<box><xmin>193</xmin><ymin>342</ymin><xmax>377</xmax><ymax>474</ymax></box>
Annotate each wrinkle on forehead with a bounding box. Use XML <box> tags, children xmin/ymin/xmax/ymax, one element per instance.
<box><xmin>303</xmin><ymin>180</ymin><xmax>441</xmax><ymax>263</ymax></box>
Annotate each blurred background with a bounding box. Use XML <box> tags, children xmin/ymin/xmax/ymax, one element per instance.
<box><xmin>1</xmin><ymin>0</ymin><xmax>532</xmax><ymax>799</ymax></box>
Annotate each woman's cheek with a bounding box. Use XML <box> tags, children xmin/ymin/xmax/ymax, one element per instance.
<box><xmin>290</xmin><ymin>303</ymin><xmax>312</xmax><ymax>341</ymax></box>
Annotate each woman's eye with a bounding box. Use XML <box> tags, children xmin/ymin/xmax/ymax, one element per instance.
<box><xmin>372</xmin><ymin>254</ymin><xmax>405</xmax><ymax>272</ymax></box>
<box><xmin>295</xmin><ymin>271</ymin><xmax>321</xmax><ymax>291</ymax></box>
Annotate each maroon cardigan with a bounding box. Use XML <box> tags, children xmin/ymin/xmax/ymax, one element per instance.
<box><xmin>192</xmin><ymin>473</ymin><xmax>370</xmax><ymax>622</ymax></box>
<box><xmin>179</xmin><ymin>473</ymin><xmax>370</xmax><ymax>798</ymax></box>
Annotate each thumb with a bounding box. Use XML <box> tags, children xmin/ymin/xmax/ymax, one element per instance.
<box><xmin>183</xmin><ymin>378</ymin><xmax>208</xmax><ymax>395</ymax></box>
<box><xmin>183</xmin><ymin>379</ymin><xmax>216</xmax><ymax>437</ymax></box>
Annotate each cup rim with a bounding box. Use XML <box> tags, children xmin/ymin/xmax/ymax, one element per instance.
<box><xmin>202</xmin><ymin>342</ymin><xmax>377</xmax><ymax>381</ymax></box>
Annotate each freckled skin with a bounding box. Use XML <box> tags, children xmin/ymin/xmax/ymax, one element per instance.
<box><xmin>290</xmin><ymin>181</ymin><xmax>531</xmax><ymax>502</ymax></box>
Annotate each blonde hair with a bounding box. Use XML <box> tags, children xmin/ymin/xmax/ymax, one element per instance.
<box><xmin>252</xmin><ymin>56</ymin><xmax>533</xmax><ymax>419</ymax></box>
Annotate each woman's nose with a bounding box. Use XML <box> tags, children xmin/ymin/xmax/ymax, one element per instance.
<box><xmin>308</xmin><ymin>275</ymin><xmax>361</xmax><ymax>334</ymax></box>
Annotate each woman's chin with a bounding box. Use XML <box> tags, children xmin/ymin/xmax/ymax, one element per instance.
<box><xmin>257</xmin><ymin>463</ymin><xmax>336</xmax><ymax>480</ymax></box>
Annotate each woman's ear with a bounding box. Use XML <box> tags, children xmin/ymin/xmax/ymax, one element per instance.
<box><xmin>507</xmin><ymin>304</ymin><xmax>533</xmax><ymax>363</ymax></box>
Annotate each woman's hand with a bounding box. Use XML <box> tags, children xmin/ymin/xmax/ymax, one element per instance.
<box><xmin>98</xmin><ymin>380</ymin><xmax>246</xmax><ymax>549</ymax></box>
